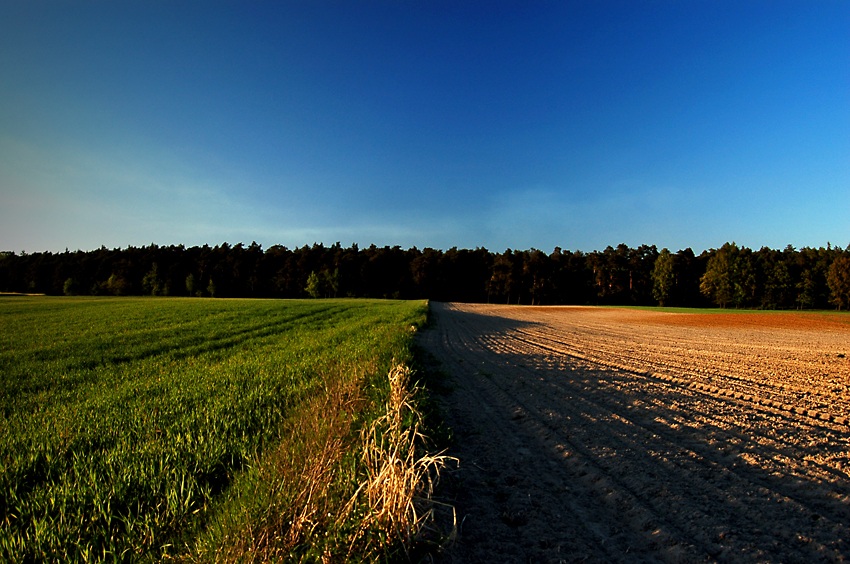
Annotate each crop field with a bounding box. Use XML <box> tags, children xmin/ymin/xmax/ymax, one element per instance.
<box><xmin>420</xmin><ymin>303</ymin><xmax>850</xmax><ymax>562</ymax></box>
<box><xmin>0</xmin><ymin>296</ymin><xmax>428</xmax><ymax>561</ymax></box>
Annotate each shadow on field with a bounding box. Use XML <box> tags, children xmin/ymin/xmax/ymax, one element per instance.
<box><xmin>418</xmin><ymin>303</ymin><xmax>850</xmax><ymax>563</ymax></box>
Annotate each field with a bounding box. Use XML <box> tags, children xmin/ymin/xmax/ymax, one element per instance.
<box><xmin>420</xmin><ymin>303</ymin><xmax>850</xmax><ymax>562</ymax></box>
<box><xmin>0</xmin><ymin>296</ymin><xmax>429</xmax><ymax>561</ymax></box>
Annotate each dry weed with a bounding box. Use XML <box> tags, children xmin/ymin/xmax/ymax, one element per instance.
<box><xmin>279</xmin><ymin>378</ymin><xmax>364</xmax><ymax>551</ymax></box>
<box><xmin>207</xmin><ymin>374</ymin><xmax>365</xmax><ymax>562</ymax></box>
<box><xmin>195</xmin><ymin>364</ymin><xmax>453</xmax><ymax>562</ymax></box>
<box><xmin>342</xmin><ymin>364</ymin><xmax>456</xmax><ymax>559</ymax></box>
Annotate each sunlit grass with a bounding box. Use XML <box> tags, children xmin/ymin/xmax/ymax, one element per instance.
<box><xmin>0</xmin><ymin>297</ymin><xmax>429</xmax><ymax>560</ymax></box>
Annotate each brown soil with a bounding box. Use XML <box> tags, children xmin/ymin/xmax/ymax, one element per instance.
<box><xmin>418</xmin><ymin>303</ymin><xmax>850</xmax><ymax>563</ymax></box>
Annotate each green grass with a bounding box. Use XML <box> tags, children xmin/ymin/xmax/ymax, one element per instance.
<box><xmin>0</xmin><ymin>297</ymin><xmax>428</xmax><ymax>561</ymax></box>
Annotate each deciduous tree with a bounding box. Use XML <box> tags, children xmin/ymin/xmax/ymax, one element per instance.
<box><xmin>827</xmin><ymin>255</ymin><xmax>850</xmax><ymax>310</ymax></box>
<box><xmin>700</xmin><ymin>243</ymin><xmax>737</xmax><ymax>308</ymax></box>
<box><xmin>305</xmin><ymin>271</ymin><xmax>322</xmax><ymax>299</ymax></box>
<box><xmin>651</xmin><ymin>248</ymin><xmax>675</xmax><ymax>307</ymax></box>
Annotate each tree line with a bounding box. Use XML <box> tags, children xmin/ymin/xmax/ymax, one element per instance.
<box><xmin>1</xmin><ymin>241</ymin><xmax>849</xmax><ymax>310</ymax></box>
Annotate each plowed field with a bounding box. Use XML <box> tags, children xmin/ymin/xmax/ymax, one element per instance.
<box><xmin>419</xmin><ymin>303</ymin><xmax>850</xmax><ymax>562</ymax></box>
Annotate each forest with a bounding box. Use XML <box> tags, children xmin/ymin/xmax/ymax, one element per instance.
<box><xmin>1</xmin><ymin>241</ymin><xmax>849</xmax><ymax>310</ymax></box>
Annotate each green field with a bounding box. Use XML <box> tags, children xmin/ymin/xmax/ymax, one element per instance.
<box><xmin>0</xmin><ymin>297</ymin><xmax>429</xmax><ymax>561</ymax></box>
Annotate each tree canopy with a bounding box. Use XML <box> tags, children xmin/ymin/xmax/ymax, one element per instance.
<box><xmin>1</xmin><ymin>241</ymin><xmax>847</xmax><ymax>309</ymax></box>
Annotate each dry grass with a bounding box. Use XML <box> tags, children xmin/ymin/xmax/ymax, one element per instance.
<box><xmin>341</xmin><ymin>364</ymin><xmax>456</xmax><ymax>560</ymax></box>
<box><xmin>280</xmin><ymin>378</ymin><xmax>363</xmax><ymax>552</ymax></box>
<box><xmin>189</xmin><ymin>363</ymin><xmax>454</xmax><ymax>562</ymax></box>
<box><xmin>192</xmin><ymin>372</ymin><xmax>365</xmax><ymax>563</ymax></box>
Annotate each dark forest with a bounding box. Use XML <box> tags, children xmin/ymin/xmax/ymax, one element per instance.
<box><xmin>2</xmin><ymin>242</ymin><xmax>849</xmax><ymax>310</ymax></box>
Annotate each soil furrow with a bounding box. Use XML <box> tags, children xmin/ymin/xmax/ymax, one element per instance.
<box><xmin>421</xmin><ymin>307</ymin><xmax>627</xmax><ymax>561</ymax></box>
<box><xmin>500</xmin><ymin>330</ymin><xmax>850</xmax><ymax>468</ymax></box>
<box><xmin>468</xmin><ymin>329</ymin><xmax>849</xmax><ymax>558</ymax></box>
<box><xmin>514</xmin><ymin>325</ymin><xmax>849</xmax><ymax>419</ymax></box>
<box><xmin>421</xmin><ymin>303</ymin><xmax>850</xmax><ymax>562</ymax></box>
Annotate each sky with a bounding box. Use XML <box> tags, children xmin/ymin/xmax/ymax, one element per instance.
<box><xmin>1</xmin><ymin>1</ymin><xmax>848</xmax><ymax>255</ymax></box>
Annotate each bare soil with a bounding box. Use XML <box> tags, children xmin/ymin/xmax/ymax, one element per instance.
<box><xmin>418</xmin><ymin>303</ymin><xmax>850</xmax><ymax>563</ymax></box>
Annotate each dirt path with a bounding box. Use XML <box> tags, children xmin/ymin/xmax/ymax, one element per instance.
<box><xmin>418</xmin><ymin>303</ymin><xmax>850</xmax><ymax>563</ymax></box>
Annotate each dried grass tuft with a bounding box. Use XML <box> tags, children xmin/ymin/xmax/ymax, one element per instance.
<box><xmin>342</xmin><ymin>363</ymin><xmax>456</xmax><ymax>558</ymax></box>
<box><xmin>193</xmin><ymin>363</ymin><xmax>454</xmax><ymax>562</ymax></box>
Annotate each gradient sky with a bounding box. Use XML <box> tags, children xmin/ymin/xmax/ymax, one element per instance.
<box><xmin>2</xmin><ymin>1</ymin><xmax>848</xmax><ymax>254</ymax></box>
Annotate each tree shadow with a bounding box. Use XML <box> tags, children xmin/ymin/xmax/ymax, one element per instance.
<box><xmin>420</xmin><ymin>303</ymin><xmax>850</xmax><ymax>562</ymax></box>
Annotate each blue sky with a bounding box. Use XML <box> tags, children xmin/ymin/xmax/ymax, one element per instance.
<box><xmin>1</xmin><ymin>1</ymin><xmax>848</xmax><ymax>254</ymax></box>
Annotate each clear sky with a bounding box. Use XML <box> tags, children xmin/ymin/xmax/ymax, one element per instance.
<box><xmin>1</xmin><ymin>1</ymin><xmax>848</xmax><ymax>254</ymax></box>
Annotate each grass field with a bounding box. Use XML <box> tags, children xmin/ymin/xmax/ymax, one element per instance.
<box><xmin>0</xmin><ymin>296</ymin><xmax>430</xmax><ymax>561</ymax></box>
